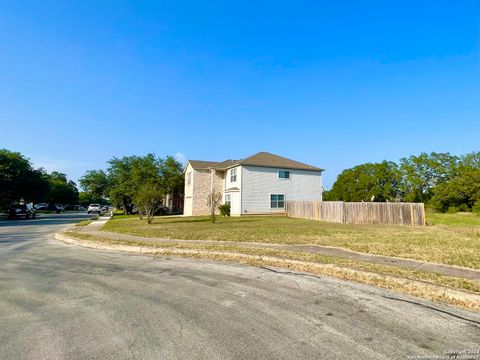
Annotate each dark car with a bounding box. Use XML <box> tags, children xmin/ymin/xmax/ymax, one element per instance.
<box><xmin>8</xmin><ymin>204</ymin><xmax>36</xmax><ymax>219</ymax></box>
<box><xmin>46</xmin><ymin>203</ymin><xmax>61</xmax><ymax>213</ymax></box>
<box><xmin>154</xmin><ymin>205</ymin><xmax>170</xmax><ymax>216</ymax></box>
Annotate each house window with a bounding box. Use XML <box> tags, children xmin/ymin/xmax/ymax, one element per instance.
<box><xmin>225</xmin><ymin>194</ymin><xmax>231</xmax><ymax>205</ymax></box>
<box><xmin>270</xmin><ymin>194</ymin><xmax>285</xmax><ymax>209</ymax></box>
<box><xmin>278</xmin><ymin>170</ymin><xmax>290</xmax><ymax>179</ymax></box>
<box><xmin>230</xmin><ymin>168</ymin><xmax>237</xmax><ymax>183</ymax></box>
<box><xmin>187</xmin><ymin>172</ymin><xmax>192</xmax><ymax>185</ymax></box>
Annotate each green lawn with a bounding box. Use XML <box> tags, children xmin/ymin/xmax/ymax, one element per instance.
<box><xmin>426</xmin><ymin>211</ymin><xmax>480</xmax><ymax>226</ymax></box>
<box><xmin>103</xmin><ymin>213</ymin><xmax>480</xmax><ymax>269</ymax></box>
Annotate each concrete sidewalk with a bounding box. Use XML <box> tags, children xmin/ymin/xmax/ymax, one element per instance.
<box><xmin>77</xmin><ymin>217</ymin><xmax>480</xmax><ymax>281</ymax></box>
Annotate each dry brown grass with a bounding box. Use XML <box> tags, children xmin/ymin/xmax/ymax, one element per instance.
<box><xmin>65</xmin><ymin>231</ymin><xmax>480</xmax><ymax>296</ymax></box>
<box><xmin>103</xmin><ymin>214</ymin><xmax>480</xmax><ymax>269</ymax></box>
<box><xmin>63</xmin><ymin>230</ymin><xmax>480</xmax><ymax>311</ymax></box>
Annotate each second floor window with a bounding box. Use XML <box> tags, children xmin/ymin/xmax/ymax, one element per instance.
<box><xmin>230</xmin><ymin>168</ymin><xmax>237</xmax><ymax>183</ymax></box>
<box><xmin>278</xmin><ymin>170</ymin><xmax>290</xmax><ymax>179</ymax></box>
<box><xmin>186</xmin><ymin>172</ymin><xmax>192</xmax><ymax>185</ymax></box>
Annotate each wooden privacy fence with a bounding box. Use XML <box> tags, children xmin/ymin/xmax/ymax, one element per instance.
<box><xmin>285</xmin><ymin>201</ymin><xmax>426</xmax><ymax>226</ymax></box>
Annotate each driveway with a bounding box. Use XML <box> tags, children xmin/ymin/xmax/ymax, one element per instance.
<box><xmin>0</xmin><ymin>213</ymin><xmax>479</xmax><ymax>359</ymax></box>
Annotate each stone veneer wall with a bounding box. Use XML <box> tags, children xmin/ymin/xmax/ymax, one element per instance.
<box><xmin>192</xmin><ymin>170</ymin><xmax>224</xmax><ymax>216</ymax></box>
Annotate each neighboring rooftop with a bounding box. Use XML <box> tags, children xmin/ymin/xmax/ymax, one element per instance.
<box><xmin>187</xmin><ymin>152</ymin><xmax>323</xmax><ymax>172</ymax></box>
<box><xmin>187</xmin><ymin>160</ymin><xmax>219</xmax><ymax>170</ymax></box>
<box><xmin>238</xmin><ymin>152</ymin><xmax>323</xmax><ymax>171</ymax></box>
<box><xmin>210</xmin><ymin>159</ymin><xmax>239</xmax><ymax>170</ymax></box>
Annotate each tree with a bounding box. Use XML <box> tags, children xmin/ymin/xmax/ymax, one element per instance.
<box><xmin>399</xmin><ymin>152</ymin><xmax>459</xmax><ymax>202</ymax></box>
<box><xmin>79</xmin><ymin>170</ymin><xmax>109</xmax><ymax>199</ymax></box>
<box><xmin>325</xmin><ymin>161</ymin><xmax>401</xmax><ymax>202</ymax></box>
<box><xmin>158</xmin><ymin>156</ymin><xmax>184</xmax><ymax>210</ymax></box>
<box><xmin>107</xmin><ymin>156</ymin><xmax>137</xmax><ymax>213</ymax></box>
<box><xmin>45</xmin><ymin>172</ymin><xmax>79</xmax><ymax>205</ymax></box>
<box><xmin>207</xmin><ymin>189</ymin><xmax>223</xmax><ymax>223</ymax></box>
<box><xmin>159</xmin><ymin>156</ymin><xmax>184</xmax><ymax>195</ymax></box>
<box><xmin>0</xmin><ymin>149</ymin><xmax>80</xmax><ymax>209</ymax></box>
<box><xmin>134</xmin><ymin>183</ymin><xmax>164</xmax><ymax>224</ymax></box>
<box><xmin>0</xmin><ymin>149</ymin><xmax>49</xmax><ymax>209</ymax></box>
<box><xmin>460</xmin><ymin>151</ymin><xmax>480</xmax><ymax>169</ymax></box>
<box><xmin>100</xmin><ymin>154</ymin><xmax>184</xmax><ymax>215</ymax></box>
<box><xmin>107</xmin><ymin>154</ymin><xmax>164</xmax><ymax>214</ymax></box>
<box><xmin>429</xmin><ymin>168</ymin><xmax>480</xmax><ymax>212</ymax></box>
<box><xmin>79</xmin><ymin>192</ymin><xmax>108</xmax><ymax>207</ymax></box>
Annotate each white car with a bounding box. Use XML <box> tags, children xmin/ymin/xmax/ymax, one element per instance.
<box><xmin>34</xmin><ymin>203</ymin><xmax>48</xmax><ymax>210</ymax></box>
<box><xmin>87</xmin><ymin>204</ymin><xmax>102</xmax><ymax>214</ymax></box>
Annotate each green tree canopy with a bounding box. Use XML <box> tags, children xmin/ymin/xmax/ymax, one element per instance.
<box><xmin>429</xmin><ymin>165</ymin><xmax>480</xmax><ymax>212</ymax></box>
<box><xmin>79</xmin><ymin>170</ymin><xmax>109</xmax><ymax>198</ymax></box>
<box><xmin>0</xmin><ymin>149</ymin><xmax>78</xmax><ymax>209</ymax></box>
<box><xmin>107</xmin><ymin>154</ymin><xmax>161</xmax><ymax>211</ymax></box>
<box><xmin>158</xmin><ymin>156</ymin><xmax>184</xmax><ymax>195</ymax></box>
<box><xmin>133</xmin><ymin>183</ymin><xmax>164</xmax><ymax>224</ymax></box>
<box><xmin>44</xmin><ymin>172</ymin><xmax>79</xmax><ymax>205</ymax></box>
<box><xmin>78</xmin><ymin>192</ymin><xmax>109</xmax><ymax>207</ymax></box>
<box><xmin>326</xmin><ymin>151</ymin><xmax>480</xmax><ymax>213</ymax></box>
<box><xmin>82</xmin><ymin>154</ymin><xmax>184</xmax><ymax>214</ymax></box>
<box><xmin>324</xmin><ymin>161</ymin><xmax>401</xmax><ymax>202</ymax></box>
<box><xmin>0</xmin><ymin>149</ymin><xmax>49</xmax><ymax>208</ymax></box>
<box><xmin>399</xmin><ymin>152</ymin><xmax>459</xmax><ymax>202</ymax></box>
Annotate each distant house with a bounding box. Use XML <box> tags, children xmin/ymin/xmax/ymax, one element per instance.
<box><xmin>183</xmin><ymin>152</ymin><xmax>323</xmax><ymax>216</ymax></box>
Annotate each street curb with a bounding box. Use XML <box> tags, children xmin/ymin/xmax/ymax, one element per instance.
<box><xmin>54</xmin><ymin>232</ymin><xmax>480</xmax><ymax>310</ymax></box>
<box><xmin>83</xmin><ymin>215</ymin><xmax>480</xmax><ymax>281</ymax></box>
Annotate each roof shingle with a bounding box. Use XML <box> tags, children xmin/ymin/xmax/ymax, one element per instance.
<box><xmin>187</xmin><ymin>152</ymin><xmax>323</xmax><ymax>172</ymax></box>
<box><xmin>238</xmin><ymin>152</ymin><xmax>323</xmax><ymax>171</ymax></box>
<box><xmin>187</xmin><ymin>160</ymin><xmax>219</xmax><ymax>170</ymax></box>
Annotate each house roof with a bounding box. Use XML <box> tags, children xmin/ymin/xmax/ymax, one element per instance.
<box><xmin>210</xmin><ymin>159</ymin><xmax>239</xmax><ymax>170</ymax></box>
<box><xmin>187</xmin><ymin>160</ymin><xmax>219</xmax><ymax>170</ymax></box>
<box><xmin>237</xmin><ymin>152</ymin><xmax>323</xmax><ymax>171</ymax></box>
<box><xmin>187</xmin><ymin>152</ymin><xmax>323</xmax><ymax>172</ymax></box>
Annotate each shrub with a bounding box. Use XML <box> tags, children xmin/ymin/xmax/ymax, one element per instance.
<box><xmin>133</xmin><ymin>183</ymin><xmax>164</xmax><ymax>224</ymax></box>
<box><xmin>472</xmin><ymin>201</ymin><xmax>480</xmax><ymax>214</ymax></box>
<box><xmin>447</xmin><ymin>204</ymin><xmax>469</xmax><ymax>213</ymax></box>
<box><xmin>219</xmin><ymin>204</ymin><xmax>231</xmax><ymax>217</ymax></box>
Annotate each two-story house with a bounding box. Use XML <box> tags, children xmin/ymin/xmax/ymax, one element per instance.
<box><xmin>183</xmin><ymin>152</ymin><xmax>323</xmax><ymax>216</ymax></box>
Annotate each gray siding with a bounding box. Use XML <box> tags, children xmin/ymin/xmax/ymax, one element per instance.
<box><xmin>241</xmin><ymin>166</ymin><xmax>322</xmax><ymax>214</ymax></box>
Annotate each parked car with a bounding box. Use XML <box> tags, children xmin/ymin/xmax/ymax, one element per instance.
<box><xmin>34</xmin><ymin>203</ymin><xmax>48</xmax><ymax>210</ymax></box>
<box><xmin>155</xmin><ymin>205</ymin><xmax>170</xmax><ymax>216</ymax></box>
<box><xmin>70</xmin><ymin>205</ymin><xmax>86</xmax><ymax>211</ymax></box>
<box><xmin>46</xmin><ymin>203</ymin><xmax>62</xmax><ymax>213</ymax></box>
<box><xmin>170</xmin><ymin>207</ymin><xmax>182</xmax><ymax>215</ymax></box>
<box><xmin>8</xmin><ymin>204</ymin><xmax>36</xmax><ymax>219</ymax></box>
<box><xmin>101</xmin><ymin>205</ymin><xmax>110</xmax><ymax>212</ymax></box>
<box><xmin>87</xmin><ymin>204</ymin><xmax>102</xmax><ymax>214</ymax></box>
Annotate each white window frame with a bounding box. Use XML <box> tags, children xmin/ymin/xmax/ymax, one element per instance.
<box><xmin>277</xmin><ymin>170</ymin><xmax>290</xmax><ymax>179</ymax></box>
<box><xmin>230</xmin><ymin>168</ymin><xmax>237</xmax><ymax>183</ymax></box>
<box><xmin>225</xmin><ymin>194</ymin><xmax>231</xmax><ymax>205</ymax></box>
<box><xmin>270</xmin><ymin>194</ymin><xmax>285</xmax><ymax>209</ymax></box>
<box><xmin>186</xmin><ymin>172</ymin><xmax>192</xmax><ymax>185</ymax></box>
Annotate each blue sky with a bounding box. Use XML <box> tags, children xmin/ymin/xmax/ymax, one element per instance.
<box><xmin>0</xmin><ymin>1</ymin><xmax>479</xmax><ymax>188</ymax></box>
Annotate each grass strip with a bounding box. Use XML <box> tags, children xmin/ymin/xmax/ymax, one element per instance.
<box><xmin>103</xmin><ymin>215</ymin><xmax>480</xmax><ymax>269</ymax></box>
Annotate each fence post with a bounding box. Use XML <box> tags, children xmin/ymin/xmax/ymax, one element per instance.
<box><xmin>410</xmin><ymin>203</ymin><xmax>414</xmax><ymax>226</ymax></box>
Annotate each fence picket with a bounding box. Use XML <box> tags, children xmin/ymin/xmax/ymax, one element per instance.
<box><xmin>285</xmin><ymin>201</ymin><xmax>425</xmax><ymax>226</ymax></box>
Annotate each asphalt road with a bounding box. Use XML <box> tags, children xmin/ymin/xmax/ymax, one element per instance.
<box><xmin>0</xmin><ymin>213</ymin><xmax>479</xmax><ymax>360</ymax></box>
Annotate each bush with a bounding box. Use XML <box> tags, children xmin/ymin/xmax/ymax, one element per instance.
<box><xmin>219</xmin><ymin>204</ymin><xmax>231</xmax><ymax>217</ymax></box>
<box><xmin>472</xmin><ymin>201</ymin><xmax>480</xmax><ymax>214</ymax></box>
<box><xmin>447</xmin><ymin>204</ymin><xmax>469</xmax><ymax>213</ymax></box>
